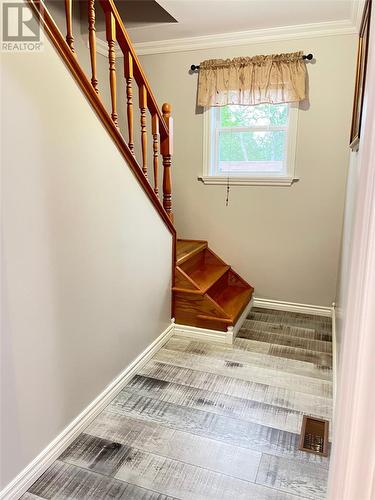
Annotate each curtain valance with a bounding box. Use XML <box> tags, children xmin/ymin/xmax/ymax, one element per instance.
<box><xmin>197</xmin><ymin>51</ymin><xmax>307</xmax><ymax>107</ymax></box>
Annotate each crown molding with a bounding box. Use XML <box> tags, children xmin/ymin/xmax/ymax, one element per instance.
<box><xmin>129</xmin><ymin>19</ymin><xmax>357</xmax><ymax>56</ymax></box>
<box><xmin>93</xmin><ymin>18</ymin><xmax>358</xmax><ymax>59</ymax></box>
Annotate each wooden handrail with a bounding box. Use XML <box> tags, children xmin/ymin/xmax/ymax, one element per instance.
<box><xmin>26</xmin><ymin>0</ymin><xmax>176</xmax><ymax>238</ymax></box>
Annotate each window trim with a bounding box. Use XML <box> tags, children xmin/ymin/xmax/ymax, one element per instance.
<box><xmin>200</xmin><ymin>103</ymin><xmax>299</xmax><ymax>186</ymax></box>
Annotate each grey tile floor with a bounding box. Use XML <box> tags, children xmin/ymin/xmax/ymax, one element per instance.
<box><xmin>23</xmin><ymin>307</ymin><xmax>332</xmax><ymax>499</ymax></box>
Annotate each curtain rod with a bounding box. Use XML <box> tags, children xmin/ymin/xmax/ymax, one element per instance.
<box><xmin>190</xmin><ymin>53</ymin><xmax>313</xmax><ymax>71</ymax></box>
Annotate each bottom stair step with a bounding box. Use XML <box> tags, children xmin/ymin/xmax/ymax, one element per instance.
<box><xmin>174</xmin><ymin>240</ymin><xmax>254</xmax><ymax>333</ymax></box>
<box><xmin>210</xmin><ymin>285</ymin><xmax>253</xmax><ymax>323</ymax></box>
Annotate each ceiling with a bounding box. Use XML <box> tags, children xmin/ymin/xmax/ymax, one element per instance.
<box><xmin>116</xmin><ymin>1</ymin><xmax>177</xmax><ymax>29</ymax></box>
<box><xmin>75</xmin><ymin>1</ymin><xmax>177</xmax><ymax>33</ymax></box>
<box><xmin>121</xmin><ymin>0</ymin><xmax>356</xmax><ymax>44</ymax></box>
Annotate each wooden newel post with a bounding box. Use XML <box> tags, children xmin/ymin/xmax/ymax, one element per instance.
<box><xmin>161</xmin><ymin>103</ymin><xmax>173</xmax><ymax>222</ymax></box>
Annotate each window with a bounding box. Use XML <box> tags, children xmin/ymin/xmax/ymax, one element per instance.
<box><xmin>201</xmin><ymin>103</ymin><xmax>298</xmax><ymax>186</ymax></box>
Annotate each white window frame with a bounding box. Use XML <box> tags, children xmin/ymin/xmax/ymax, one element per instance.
<box><xmin>200</xmin><ymin>104</ymin><xmax>299</xmax><ymax>186</ymax></box>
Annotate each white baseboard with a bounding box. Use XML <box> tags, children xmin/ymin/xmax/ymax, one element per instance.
<box><xmin>0</xmin><ymin>323</ymin><xmax>175</xmax><ymax>500</ymax></box>
<box><xmin>174</xmin><ymin>323</ymin><xmax>233</xmax><ymax>344</ymax></box>
<box><xmin>253</xmin><ymin>297</ymin><xmax>333</xmax><ymax>317</ymax></box>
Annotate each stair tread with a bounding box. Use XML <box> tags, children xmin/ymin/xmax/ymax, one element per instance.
<box><xmin>176</xmin><ymin>240</ymin><xmax>207</xmax><ymax>265</ymax></box>
<box><xmin>213</xmin><ymin>285</ymin><xmax>253</xmax><ymax>322</ymax></box>
<box><xmin>189</xmin><ymin>264</ymin><xmax>230</xmax><ymax>293</ymax></box>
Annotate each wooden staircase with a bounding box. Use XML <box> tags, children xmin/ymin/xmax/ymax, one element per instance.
<box><xmin>29</xmin><ymin>1</ymin><xmax>255</xmax><ymax>337</ymax></box>
<box><xmin>173</xmin><ymin>240</ymin><xmax>254</xmax><ymax>332</ymax></box>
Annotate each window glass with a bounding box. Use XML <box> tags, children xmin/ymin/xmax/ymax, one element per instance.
<box><xmin>212</xmin><ymin>103</ymin><xmax>290</xmax><ymax>175</ymax></box>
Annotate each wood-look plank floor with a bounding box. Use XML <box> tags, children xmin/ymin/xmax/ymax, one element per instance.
<box><xmin>23</xmin><ymin>307</ymin><xmax>332</xmax><ymax>499</ymax></box>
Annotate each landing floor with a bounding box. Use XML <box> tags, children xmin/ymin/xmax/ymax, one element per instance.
<box><xmin>23</xmin><ymin>307</ymin><xmax>333</xmax><ymax>499</ymax></box>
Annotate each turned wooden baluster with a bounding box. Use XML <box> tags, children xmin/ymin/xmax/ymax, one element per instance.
<box><xmin>124</xmin><ymin>53</ymin><xmax>134</xmax><ymax>154</ymax></box>
<box><xmin>65</xmin><ymin>0</ymin><xmax>75</xmax><ymax>54</ymax></box>
<box><xmin>152</xmin><ymin>114</ymin><xmax>159</xmax><ymax>196</ymax></box>
<box><xmin>105</xmin><ymin>11</ymin><xmax>118</xmax><ymax>127</ymax></box>
<box><xmin>161</xmin><ymin>103</ymin><xmax>173</xmax><ymax>221</ymax></box>
<box><xmin>139</xmin><ymin>84</ymin><xmax>148</xmax><ymax>178</ymax></box>
<box><xmin>87</xmin><ymin>0</ymin><xmax>98</xmax><ymax>93</ymax></box>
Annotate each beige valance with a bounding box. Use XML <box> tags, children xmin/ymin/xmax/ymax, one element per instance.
<box><xmin>197</xmin><ymin>51</ymin><xmax>307</xmax><ymax>107</ymax></box>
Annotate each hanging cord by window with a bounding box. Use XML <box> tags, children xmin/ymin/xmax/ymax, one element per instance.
<box><xmin>226</xmin><ymin>124</ymin><xmax>234</xmax><ymax>207</ymax></box>
<box><xmin>226</xmin><ymin>176</ymin><xmax>230</xmax><ymax>206</ymax></box>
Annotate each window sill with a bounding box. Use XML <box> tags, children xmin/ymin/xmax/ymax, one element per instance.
<box><xmin>198</xmin><ymin>176</ymin><xmax>299</xmax><ymax>186</ymax></box>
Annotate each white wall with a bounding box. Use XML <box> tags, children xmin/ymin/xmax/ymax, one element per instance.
<box><xmin>140</xmin><ymin>34</ymin><xmax>357</xmax><ymax>306</ymax></box>
<box><xmin>0</xmin><ymin>25</ymin><xmax>172</xmax><ymax>490</ymax></box>
<box><xmin>334</xmin><ymin>151</ymin><xmax>359</xmax><ymax>358</ymax></box>
<box><xmin>328</xmin><ymin>8</ymin><xmax>375</xmax><ymax>496</ymax></box>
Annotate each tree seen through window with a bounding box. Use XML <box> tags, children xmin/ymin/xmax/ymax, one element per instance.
<box><xmin>216</xmin><ymin>104</ymin><xmax>289</xmax><ymax>173</ymax></box>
